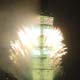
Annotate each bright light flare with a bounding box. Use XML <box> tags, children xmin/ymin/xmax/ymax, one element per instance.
<box><xmin>9</xmin><ymin>25</ymin><xmax>67</xmax><ymax>69</ymax></box>
<box><xmin>17</xmin><ymin>26</ymin><xmax>67</xmax><ymax>59</ymax></box>
<box><xmin>18</xmin><ymin>26</ymin><xmax>40</xmax><ymax>48</ymax></box>
<box><xmin>44</xmin><ymin>28</ymin><xmax>63</xmax><ymax>46</ymax></box>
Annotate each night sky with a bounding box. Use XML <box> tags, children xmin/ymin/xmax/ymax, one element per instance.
<box><xmin>0</xmin><ymin>0</ymin><xmax>80</xmax><ymax>80</ymax></box>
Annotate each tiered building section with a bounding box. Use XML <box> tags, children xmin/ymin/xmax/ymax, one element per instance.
<box><xmin>32</xmin><ymin>15</ymin><xmax>54</xmax><ymax>80</ymax></box>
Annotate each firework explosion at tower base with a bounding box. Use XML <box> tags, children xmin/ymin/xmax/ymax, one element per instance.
<box><xmin>9</xmin><ymin>15</ymin><xmax>67</xmax><ymax>80</ymax></box>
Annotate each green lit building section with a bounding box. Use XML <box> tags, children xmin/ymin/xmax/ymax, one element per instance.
<box><xmin>32</xmin><ymin>57</ymin><xmax>53</xmax><ymax>80</ymax></box>
<box><xmin>32</xmin><ymin>15</ymin><xmax>54</xmax><ymax>80</ymax></box>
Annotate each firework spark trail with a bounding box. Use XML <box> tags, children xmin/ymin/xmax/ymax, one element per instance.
<box><xmin>9</xmin><ymin>39</ymin><xmax>32</xmax><ymax>80</ymax></box>
<box><xmin>9</xmin><ymin>25</ymin><xmax>67</xmax><ymax>80</ymax></box>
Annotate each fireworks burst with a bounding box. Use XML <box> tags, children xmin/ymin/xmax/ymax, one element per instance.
<box><xmin>9</xmin><ymin>17</ymin><xmax>67</xmax><ymax>80</ymax></box>
<box><xmin>9</xmin><ymin>25</ymin><xmax>67</xmax><ymax>80</ymax></box>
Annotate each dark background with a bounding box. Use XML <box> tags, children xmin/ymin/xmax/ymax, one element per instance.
<box><xmin>41</xmin><ymin>0</ymin><xmax>80</xmax><ymax>80</ymax></box>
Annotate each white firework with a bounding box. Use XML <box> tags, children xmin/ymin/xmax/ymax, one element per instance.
<box><xmin>9</xmin><ymin>26</ymin><xmax>67</xmax><ymax>80</ymax></box>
